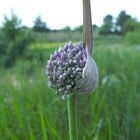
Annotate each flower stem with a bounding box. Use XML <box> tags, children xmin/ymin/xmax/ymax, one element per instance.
<box><xmin>67</xmin><ymin>94</ymin><xmax>78</xmax><ymax>140</ymax></box>
<box><xmin>83</xmin><ymin>0</ymin><xmax>93</xmax><ymax>54</ymax></box>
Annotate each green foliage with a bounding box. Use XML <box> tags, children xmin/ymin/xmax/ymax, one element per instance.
<box><xmin>99</xmin><ymin>15</ymin><xmax>113</xmax><ymax>35</ymax></box>
<box><xmin>0</xmin><ymin>13</ymin><xmax>33</xmax><ymax>68</ymax></box>
<box><xmin>124</xmin><ymin>21</ymin><xmax>140</xmax><ymax>45</ymax></box>
<box><xmin>92</xmin><ymin>24</ymin><xmax>98</xmax><ymax>31</ymax></box>
<box><xmin>123</xmin><ymin>20</ymin><xmax>136</xmax><ymax>33</ymax></box>
<box><xmin>99</xmin><ymin>10</ymin><xmax>139</xmax><ymax>36</ymax></box>
<box><xmin>74</xmin><ymin>25</ymin><xmax>83</xmax><ymax>32</ymax></box>
<box><xmin>60</xmin><ymin>26</ymin><xmax>71</xmax><ymax>32</ymax></box>
<box><xmin>116</xmin><ymin>10</ymin><xmax>135</xmax><ymax>35</ymax></box>
<box><xmin>0</xmin><ymin>39</ymin><xmax>140</xmax><ymax>140</ymax></box>
<box><xmin>125</xmin><ymin>30</ymin><xmax>140</xmax><ymax>45</ymax></box>
<box><xmin>33</xmin><ymin>15</ymin><xmax>49</xmax><ymax>32</ymax></box>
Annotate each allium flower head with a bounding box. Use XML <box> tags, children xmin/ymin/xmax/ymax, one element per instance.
<box><xmin>46</xmin><ymin>42</ymin><xmax>98</xmax><ymax>99</ymax></box>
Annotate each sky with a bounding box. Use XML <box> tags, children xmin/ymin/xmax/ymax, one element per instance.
<box><xmin>0</xmin><ymin>0</ymin><xmax>139</xmax><ymax>29</ymax></box>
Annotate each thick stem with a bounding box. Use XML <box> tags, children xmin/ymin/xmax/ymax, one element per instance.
<box><xmin>83</xmin><ymin>0</ymin><xmax>93</xmax><ymax>54</ymax></box>
<box><xmin>67</xmin><ymin>94</ymin><xmax>78</xmax><ymax>140</ymax></box>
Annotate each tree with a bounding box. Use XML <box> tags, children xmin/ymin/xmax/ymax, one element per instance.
<box><xmin>123</xmin><ymin>19</ymin><xmax>138</xmax><ymax>33</ymax></box>
<box><xmin>116</xmin><ymin>10</ymin><xmax>134</xmax><ymax>35</ymax></box>
<box><xmin>0</xmin><ymin>12</ymin><xmax>33</xmax><ymax>68</ymax></box>
<box><xmin>2</xmin><ymin>13</ymin><xmax>21</xmax><ymax>41</ymax></box>
<box><xmin>92</xmin><ymin>24</ymin><xmax>98</xmax><ymax>31</ymax></box>
<box><xmin>125</xmin><ymin>21</ymin><xmax>140</xmax><ymax>45</ymax></box>
<box><xmin>99</xmin><ymin>14</ymin><xmax>113</xmax><ymax>35</ymax></box>
<box><xmin>60</xmin><ymin>26</ymin><xmax>71</xmax><ymax>32</ymax></box>
<box><xmin>74</xmin><ymin>25</ymin><xmax>82</xmax><ymax>32</ymax></box>
<box><xmin>33</xmin><ymin>15</ymin><xmax>49</xmax><ymax>32</ymax></box>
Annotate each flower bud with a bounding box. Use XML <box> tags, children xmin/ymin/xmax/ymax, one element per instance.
<box><xmin>46</xmin><ymin>42</ymin><xmax>98</xmax><ymax>99</ymax></box>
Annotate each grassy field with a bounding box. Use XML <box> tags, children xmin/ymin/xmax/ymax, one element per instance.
<box><xmin>0</xmin><ymin>36</ymin><xmax>140</xmax><ymax>140</ymax></box>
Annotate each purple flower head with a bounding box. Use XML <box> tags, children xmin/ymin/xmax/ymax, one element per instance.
<box><xmin>46</xmin><ymin>42</ymin><xmax>87</xmax><ymax>99</ymax></box>
<box><xmin>76</xmin><ymin>43</ymin><xmax>82</xmax><ymax>51</ymax></box>
<box><xmin>79</xmin><ymin>60</ymin><xmax>86</xmax><ymax>68</ymax></box>
<box><xmin>59</xmin><ymin>74</ymin><xmax>66</xmax><ymax>82</ymax></box>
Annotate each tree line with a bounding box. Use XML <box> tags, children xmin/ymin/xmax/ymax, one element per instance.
<box><xmin>99</xmin><ymin>10</ymin><xmax>140</xmax><ymax>35</ymax></box>
<box><xmin>0</xmin><ymin>10</ymin><xmax>140</xmax><ymax>68</ymax></box>
<box><xmin>27</xmin><ymin>10</ymin><xmax>140</xmax><ymax>36</ymax></box>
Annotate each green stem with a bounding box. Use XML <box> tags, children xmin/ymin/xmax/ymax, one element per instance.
<box><xmin>67</xmin><ymin>94</ymin><xmax>78</xmax><ymax>140</ymax></box>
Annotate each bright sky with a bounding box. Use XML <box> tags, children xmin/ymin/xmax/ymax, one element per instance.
<box><xmin>0</xmin><ymin>0</ymin><xmax>139</xmax><ymax>29</ymax></box>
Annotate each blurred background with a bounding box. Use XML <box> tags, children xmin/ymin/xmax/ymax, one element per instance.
<box><xmin>0</xmin><ymin>0</ymin><xmax>140</xmax><ymax>140</ymax></box>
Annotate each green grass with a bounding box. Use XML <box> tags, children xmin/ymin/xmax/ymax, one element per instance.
<box><xmin>0</xmin><ymin>36</ymin><xmax>140</xmax><ymax>140</ymax></box>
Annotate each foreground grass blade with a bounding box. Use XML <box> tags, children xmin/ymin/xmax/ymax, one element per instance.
<box><xmin>39</xmin><ymin>107</ymin><xmax>48</xmax><ymax>140</ymax></box>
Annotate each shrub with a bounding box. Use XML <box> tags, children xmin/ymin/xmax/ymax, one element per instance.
<box><xmin>0</xmin><ymin>13</ymin><xmax>33</xmax><ymax>68</ymax></box>
<box><xmin>125</xmin><ymin>30</ymin><xmax>140</xmax><ymax>45</ymax></box>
